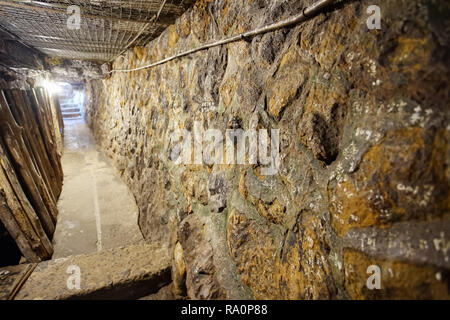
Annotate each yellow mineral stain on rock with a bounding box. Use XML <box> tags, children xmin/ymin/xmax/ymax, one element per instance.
<box><xmin>221</xmin><ymin>0</ymin><xmax>230</xmax><ymax>20</ymax></box>
<box><xmin>344</xmin><ymin>249</ymin><xmax>450</xmax><ymax>299</ymax></box>
<box><xmin>172</xmin><ymin>242</ymin><xmax>187</xmax><ymax>296</ymax></box>
<box><xmin>174</xmin><ymin>242</ymin><xmax>186</xmax><ymax>277</ymax></box>
<box><xmin>179</xmin><ymin>13</ymin><xmax>191</xmax><ymax>38</ymax></box>
<box><xmin>227</xmin><ymin>209</ymin><xmax>279</xmax><ymax>299</ymax></box>
<box><xmin>389</xmin><ymin>37</ymin><xmax>431</xmax><ymax>74</ymax></box>
<box><xmin>266</xmin><ymin>48</ymin><xmax>306</xmax><ymax>119</ymax></box>
<box><xmin>250</xmin><ymin>197</ymin><xmax>285</xmax><ymax>225</ymax></box>
<box><xmin>168</xmin><ymin>25</ymin><xmax>179</xmax><ymax>49</ymax></box>
<box><xmin>219</xmin><ymin>76</ymin><xmax>237</xmax><ymax>108</ymax></box>
<box><xmin>330</xmin><ymin>179</ymin><xmax>378</xmax><ymax>237</ymax></box>
<box><xmin>238</xmin><ymin>169</ymin><xmax>247</xmax><ymax>199</ymax></box>
<box><xmin>329</xmin><ymin>127</ymin><xmax>439</xmax><ymax>237</ymax></box>
<box><xmin>133</xmin><ymin>46</ymin><xmax>146</xmax><ymax>61</ymax></box>
<box><xmin>192</xmin><ymin>0</ymin><xmax>211</xmax><ymax>42</ymax></box>
<box><xmin>227</xmin><ymin>209</ymin><xmax>334</xmax><ymax>299</ymax></box>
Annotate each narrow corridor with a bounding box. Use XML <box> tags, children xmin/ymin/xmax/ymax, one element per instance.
<box><xmin>0</xmin><ymin>0</ymin><xmax>448</xmax><ymax>302</ymax></box>
<box><xmin>52</xmin><ymin>93</ymin><xmax>143</xmax><ymax>259</ymax></box>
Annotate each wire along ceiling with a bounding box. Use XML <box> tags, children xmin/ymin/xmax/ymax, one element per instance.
<box><xmin>0</xmin><ymin>0</ymin><xmax>194</xmax><ymax>62</ymax></box>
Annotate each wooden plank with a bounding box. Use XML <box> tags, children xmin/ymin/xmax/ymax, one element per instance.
<box><xmin>4</xmin><ymin>90</ymin><xmax>59</xmax><ymax>218</ymax></box>
<box><xmin>0</xmin><ymin>91</ymin><xmax>55</xmax><ymax>237</ymax></box>
<box><xmin>24</xmin><ymin>90</ymin><xmax>63</xmax><ymax>198</ymax></box>
<box><xmin>48</xmin><ymin>94</ymin><xmax>64</xmax><ymax>158</ymax></box>
<box><xmin>30</xmin><ymin>89</ymin><xmax>63</xmax><ymax>194</ymax></box>
<box><xmin>0</xmin><ymin>150</ymin><xmax>52</xmax><ymax>260</ymax></box>
<box><xmin>39</xmin><ymin>89</ymin><xmax>64</xmax><ymax>195</ymax></box>
<box><xmin>9</xmin><ymin>90</ymin><xmax>58</xmax><ymax>200</ymax></box>
<box><xmin>14</xmin><ymin>90</ymin><xmax>59</xmax><ymax>221</ymax></box>
<box><xmin>0</xmin><ymin>193</ymin><xmax>39</xmax><ymax>263</ymax></box>
<box><xmin>0</xmin><ymin>85</ymin><xmax>65</xmax><ymax>262</ymax></box>
<box><xmin>18</xmin><ymin>92</ymin><xmax>60</xmax><ymax>201</ymax></box>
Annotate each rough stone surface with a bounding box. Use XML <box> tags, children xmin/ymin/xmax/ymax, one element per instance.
<box><xmin>15</xmin><ymin>242</ymin><xmax>171</xmax><ymax>300</ymax></box>
<box><xmin>86</xmin><ymin>0</ymin><xmax>450</xmax><ymax>299</ymax></box>
<box><xmin>0</xmin><ymin>264</ymin><xmax>33</xmax><ymax>300</ymax></box>
<box><xmin>172</xmin><ymin>241</ymin><xmax>187</xmax><ymax>296</ymax></box>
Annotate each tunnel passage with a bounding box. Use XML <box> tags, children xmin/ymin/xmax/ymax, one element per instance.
<box><xmin>0</xmin><ymin>0</ymin><xmax>449</xmax><ymax>301</ymax></box>
<box><xmin>52</xmin><ymin>82</ymin><xmax>144</xmax><ymax>258</ymax></box>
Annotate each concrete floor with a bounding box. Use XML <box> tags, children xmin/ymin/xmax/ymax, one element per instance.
<box><xmin>52</xmin><ymin>117</ymin><xmax>143</xmax><ymax>259</ymax></box>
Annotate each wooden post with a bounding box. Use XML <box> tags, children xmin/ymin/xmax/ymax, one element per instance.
<box><xmin>0</xmin><ymin>90</ymin><xmax>56</xmax><ymax>261</ymax></box>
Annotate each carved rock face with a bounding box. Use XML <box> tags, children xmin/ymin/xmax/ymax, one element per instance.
<box><xmin>85</xmin><ymin>0</ymin><xmax>450</xmax><ymax>299</ymax></box>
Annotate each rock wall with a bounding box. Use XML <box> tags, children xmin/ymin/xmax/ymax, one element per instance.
<box><xmin>86</xmin><ymin>0</ymin><xmax>450</xmax><ymax>299</ymax></box>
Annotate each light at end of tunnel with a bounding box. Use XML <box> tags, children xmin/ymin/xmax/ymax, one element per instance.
<box><xmin>43</xmin><ymin>80</ymin><xmax>63</xmax><ymax>95</ymax></box>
